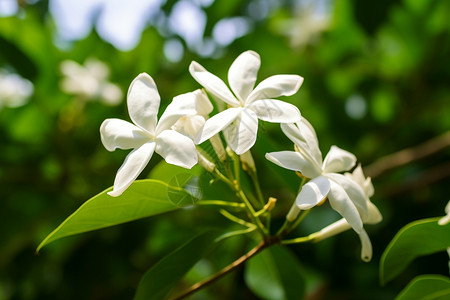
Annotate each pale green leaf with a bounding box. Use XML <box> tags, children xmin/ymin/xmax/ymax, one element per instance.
<box><xmin>134</xmin><ymin>231</ymin><xmax>219</xmax><ymax>300</ymax></box>
<box><xmin>37</xmin><ymin>179</ymin><xmax>188</xmax><ymax>252</ymax></box>
<box><xmin>244</xmin><ymin>245</ymin><xmax>306</xmax><ymax>300</ymax></box>
<box><xmin>396</xmin><ymin>275</ymin><xmax>450</xmax><ymax>300</ymax></box>
<box><xmin>380</xmin><ymin>218</ymin><xmax>450</xmax><ymax>285</ymax></box>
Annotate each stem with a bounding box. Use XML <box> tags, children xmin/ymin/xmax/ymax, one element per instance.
<box><xmin>196</xmin><ymin>200</ymin><xmax>245</xmax><ymax>208</ymax></box>
<box><xmin>220</xmin><ymin>209</ymin><xmax>255</xmax><ymax>228</ymax></box>
<box><xmin>169</xmin><ymin>240</ymin><xmax>267</xmax><ymax>300</ymax></box>
<box><xmin>237</xmin><ymin>190</ymin><xmax>269</xmax><ymax>235</ymax></box>
<box><xmin>281</xmin><ymin>233</ymin><xmax>316</xmax><ymax>245</ymax></box>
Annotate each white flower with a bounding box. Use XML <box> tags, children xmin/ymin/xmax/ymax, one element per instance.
<box><xmin>100</xmin><ymin>73</ymin><xmax>198</xmax><ymax>196</ymax></box>
<box><xmin>60</xmin><ymin>58</ymin><xmax>122</xmax><ymax>105</ymax></box>
<box><xmin>190</xmin><ymin>50</ymin><xmax>303</xmax><ymax>155</ymax></box>
<box><xmin>310</xmin><ymin>165</ymin><xmax>381</xmax><ymax>261</ymax></box>
<box><xmin>170</xmin><ymin>89</ymin><xmax>213</xmax><ymax>139</ymax></box>
<box><xmin>0</xmin><ymin>69</ymin><xmax>33</xmax><ymax>109</ymax></box>
<box><xmin>266</xmin><ymin>119</ymin><xmax>368</xmax><ymax>233</ymax></box>
<box><xmin>439</xmin><ymin>200</ymin><xmax>450</xmax><ymax>226</ymax></box>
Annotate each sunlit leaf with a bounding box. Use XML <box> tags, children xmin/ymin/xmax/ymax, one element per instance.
<box><xmin>380</xmin><ymin>218</ymin><xmax>450</xmax><ymax>285</ymax></box>
<box><xmin>134</xmin><ymin>231</ymin><xmax>220</xmax><ymax>300</ymax></box>
<box><xmin>396</xmin><ymin>275</ymin><xmax>450</xmax><ymax>300</ymax></box>
<box><xmin>244</xmin><ymin>245</ymin><xmax>306</xmax><ymax>300</ymax></box>
<box><xmin>37</xmin><ymin>180</ymin><xmax>188</xmax><ymax>252</ymax></box>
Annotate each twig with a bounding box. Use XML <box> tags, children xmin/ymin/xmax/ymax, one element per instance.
<box><xmin>364</xmin><ymin>131</ymin><xmax>450</xmax><ymax>178</ymax></box>
<box><xmin>169</xmin><ymin>240</ymin><xmax>268</xmax><ymax>300</ymax></box>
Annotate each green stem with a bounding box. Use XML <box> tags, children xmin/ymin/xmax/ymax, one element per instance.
<box><xmin>220</xmin><ymin>209</ymin><xmax>255</xmax><ymax>228</ymax></box>
<box><xmin>196</xmin><ymin>200</ymin><xmax>245</xmax><ymax>208</ymax></box>
<box><xmin>237</xmin><ymin>190</ymin><xmax>268</xmax><ymax>236</ymax></box>
<box><xmin>281</xmin><ymin>233</ymin><xmax>316</xmax><ymax>245</ymax></box>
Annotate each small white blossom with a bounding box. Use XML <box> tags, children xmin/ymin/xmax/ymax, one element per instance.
<box><xmin>0</xmin><ymin>69</ymin><xmax>33</xmax><ymax>109</ymax></box>
<box><xmin>266</xmin><ymin>119</ymin><xmax>368</xmax><ymax>233</ymax></box>
<box><xmin>60</xmin><ymin>58</ymin><xmax>122</xmax><ymax>105</ymax></box>
<box><xmin>100</xmin><ymin>73</ymin><xmax>198</xmax><ymax>196</ymax></box>
<box><xmin>190</xmin><ymin>50</ymin><xmax>303</xmax><ymax>155</ymax></box>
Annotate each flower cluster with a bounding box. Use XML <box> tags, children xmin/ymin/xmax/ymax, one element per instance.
<box><xmin>60</xmin><ymin>58</ymin><xmax>122</xmax><ymax>105</ymax></box>
<box><xmin>100</xmin><ymin>50</ymin><xmax>381</xmax><ymax>260</ymax></box>
<box><xmin>0</xmin><ymin>69</ymin><xmax>34</xmax><ymax>109</ymax></box>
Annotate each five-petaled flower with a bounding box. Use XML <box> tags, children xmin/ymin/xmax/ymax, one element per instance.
<box><xmin>190</xmin><ymin>50</ymin><xmax>303</xmax><ymax>155</ymax></box>
<box><xmin>100</xmin><ymin>73</ymin><xmax>198</xmax><ymax>197</ymax></box>
<box><xmin>266</xmin><ymin>118</ymin><xmax>368</xmax><ymax>234</ymax></box>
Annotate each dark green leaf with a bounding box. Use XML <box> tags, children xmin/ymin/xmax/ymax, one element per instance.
<box><xmin>37</xmin><ymin>180</ymin><xmax>188</xmax><ymax>252</ymax></box>
<box><xmin>396</xmin><ymin>275</ymin><xmax>450</xmax><ymax>300</ymax></box>
<box><xmin>134</xmin><ymin>231</ymin><xmax>219</xmax><ymax>300</ymax></box>
<box><xmin>380</xmin><ymin>218</ymin><xmax>450</xmax><ymax>285</ymax></box>
<box><xmin>244</xmin><ymin>245</ymin><xmax>306</xmax><ymax>300</ymax></box>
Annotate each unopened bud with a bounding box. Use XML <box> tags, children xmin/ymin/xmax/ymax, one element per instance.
<box><xmin>197</xmin><ymin>148</ymin><xmax>215</xmax><ymax>172</ymax></box>
<box><xmin>286</xmin><ymin>203</ymin><xmax>301</xmax><ymax>222</ymax></box>
<box><xmin>264</xmin><ymin>197</ymin><xmax>277</xmax><ymax>212</ymax></box>
<box><xmin>210</xmin><ymin>134</ymin><xmax>226</xmax><ymax>161</ymax></box>
<box><xmin>240</xmin><ymin>150</ymin><xmax>256</xmax><ymax>174</ymax></box>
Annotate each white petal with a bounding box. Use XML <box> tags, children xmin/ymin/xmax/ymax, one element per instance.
<box><xmin>156</xmin><ymin>130</ymin><xmax>198</xmax><ymax>168</ymax></box>
<box><xmin>223</xmin><ymin>109</ymin><xmax>258</xmax><ymax>155</ymax></box>
<box><xmin>156</xmin><ymin>91</ymin><xmax>201</xmax><ymax>133</ymax></box>
<box><xmin>100</xmin><ymin>119</ymin><xmax>151</xmax><ymax>151</ymax></box>
<box><xmin>246</xmin><ymin>74</ymin><xmax>304</xmax><ymax>104</ymax></box>
<box><xmin>358</xmin><ymin>229</ymin><xmax>373</xmax><ymax>262</ymax></box>
<box><xmin>281</xmin><ymin>120</ymin><xmax>322</xmax><ymax>166</ymax></box>
<box><xmin>108</xmin><ymin>142</ymin><xmax>155</xmax><ymax>197</ymax></box>
<box><xmin>296</xmin><ymin>176</ymin><xmax>331</xmax><ymax>210</ymax></box>
<box><xmin>172</xmin><ymin>115</ymin><xmax>207</xmax><ymax>139</ymax></box>
<box><xmin>189</xmin><ymin>61</ymin><xmax>240</xmax><ymax>107</ymax></box>
<box><xmin>193</xmin><ymin>89</ymin><xmax>214</xmax><ymax>116</ymax></box>
<box><xmin>247</xmin><ymin>99</ymin><xmax>301</xmax><ymax>123</ymax></box>
<box><xmin>326</xmin><ymin>173</ymin><xmax>368</xmax><ymax>217</ymax></box>
<box><xmin>364</xmin><ymin>202</ymin><xmax>383</xmax><ymax>224</ymax></box>
<box><xmin>127</xmin><ymin>73</ymin><xmax>160</xmax><ymax>135</ymax></box>
<box><xmin>265</xmin><ymin>151</ymin><xmax>321</xmax><ymax>178</ymax></box>
<box><xmin>327</xmin><ymin>179</ymin><xmax>363</xmax><ymax>234</ymax></box>
<box><xmin>196</xmin><ymin>108</ymin><xmax>241</xmax><ymax>144</ymax></box>
<box><xmin>228</xmin><ymin>50</ymin><xmax>260</xmax><ymax>102</ymax></box>
<box><xmin>323</xmin><ymin>146</ymin><xmax>357</xmax><ymax>173</ymax></box>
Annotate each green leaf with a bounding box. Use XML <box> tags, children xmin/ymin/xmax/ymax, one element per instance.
<box><xmin>380</xmin><ymin>218</ymin><xmax>450</xmax><ymax>285</ymax></box>
<box><xmin>37</xmin><ymin>180</ymin><xmax>188</xmax><ymax>252</ymax></box>
<box><xmin>396</xmin><ymin>275</ymin><xmax>450</xmax><ymax>300</ymax></box>
<box><xmin>134</xmin><ymin>231</ymin><xmax>219</xmax><ymax>300</ymax></box>
<box><xmin>244</xmin><ymin>245</ymin><xmax>306</xmax><ymax>300</ymax></box>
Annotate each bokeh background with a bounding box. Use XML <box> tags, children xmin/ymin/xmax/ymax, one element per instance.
<box><xmin>1</xmin><ymin>0</ymin><xmax>449</xmax><ymax>299</ymax></box>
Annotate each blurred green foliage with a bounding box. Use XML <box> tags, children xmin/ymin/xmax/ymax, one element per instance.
<box><xmin>1</xmin><ymin>0</ymin><xmax>449</xmax><ymax>299</ymax></box>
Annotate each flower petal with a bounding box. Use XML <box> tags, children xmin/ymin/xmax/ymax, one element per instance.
<box><xmin>228</xmin><ymin>50</ymin><xmax>260</xmax><ymax>102</ymax></box>
<box><xmin>364</xmin><ymin>202</ymin><xmax>383</xmax><ymax>224</ymax></box>
<box><xmin>156</xmin><ymin>130</ymin><xmax>198</xmax><ymax>168</ymax></box>
<box><xmin>223</xmin><ymin>109</ymin><xmax>258</xmax><ymax>155</ymax></box>
<box><xmin>327</xmin><ymin>178</ymin><xmax>363</xmax><ymax>234</ymax></box>
<box><xmin>281</xmin><ymin>120</ymin><xmax>322</xmax><ymax>169</ymax></box>
<box><xmin>358</xmin><ymin>228</ymin><xmax>373</xmax><ymax>262</ymax></box>
<box><xmin>196</xmin><ymin>108</ymin><xmax>241</xmax><ymax>144</ymax></box>
<box><xmin>326</xmin><ymin>173</ymin><xmax>368</xmax><ymax>217</ymax></box>
<box><xmin>265</xmin><ymin>151</ymin><xmax>321</xmax><ymax>178</ymax></box>
<box><xmin>246</xmin><ymin>74</ymin><xmax>304</xmax><ymax>104</ymax></box>
<box><xmin>100</xmin><ymin>119</ymin><xmax>151</xmax><ymax>151</ymax></box>
<box><xmin>108</xmin><ymin>142</ymin><xmax>155</xmax><ymax>197</ymax></box>
<box><xmin>247</xmin><ymin>99</ymin><xmax>301</xmax><ymax>123</ymax></box>
<box><xmin>172</xmin><ymin>115</ymin><xmax>206</xmax><ymax>139</ymax></box>
<box><xmin>156</xmin><ymin>90</ymin><xmax>210</xmax><ymax>133</ymax></box>
<box><xmin>127</xmin><ymin>73</ymin><xmax>160</xmax><ymax>135</ymax></box>
<box><xmin>322</xmin><ymin>145</ymin><xmax>356</xmax><ymax>173</ymax></box>
<box><xmin>295</xmin><ymin>176</ymin><xmax>331</xmax><ymax>210</ymax></box>
<box><xmin>189</xmin><ymin>61</ymin><xmax>240</xmax><ymax>107</ymax></box>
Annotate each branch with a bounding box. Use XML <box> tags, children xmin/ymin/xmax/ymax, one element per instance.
<box><xmin>364</xmin><ymin>131</ymin><xmax>450</xmax><ymax>178</ymax></box>
<box><xmin>169</xmin><ymin>240</ymin><xmax>267</xmax><ymax>300</ymax></box>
